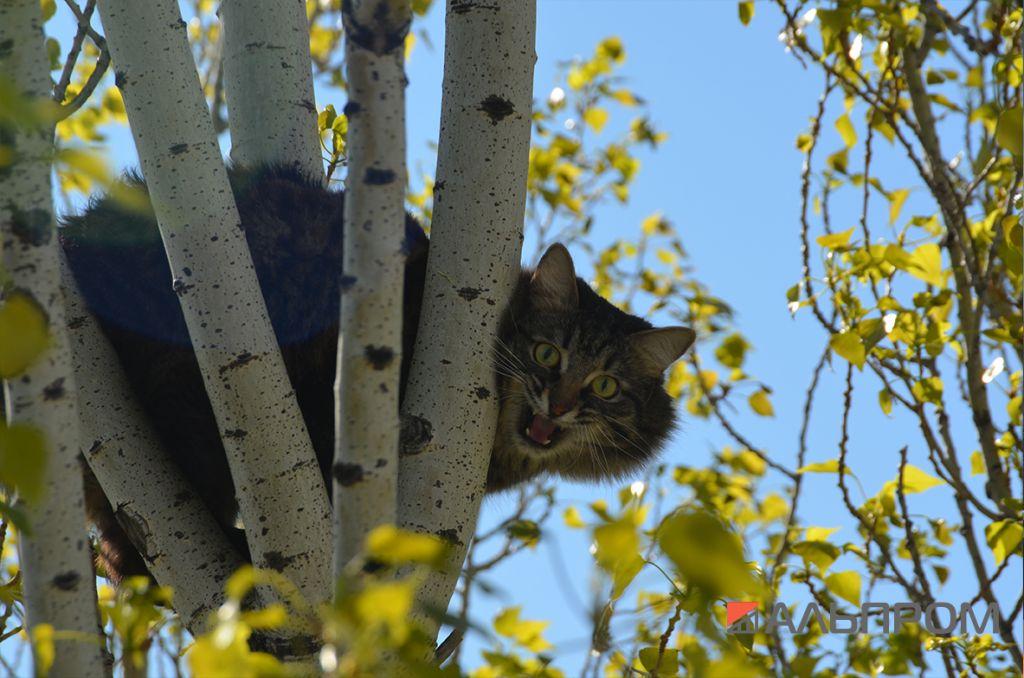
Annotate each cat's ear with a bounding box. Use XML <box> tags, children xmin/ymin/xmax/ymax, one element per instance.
<box><xmin>530</xmin><ymin>243</ymin><xmax>578</xmax><ymax>311</ymax></box>
<box><xmin>630</xmin><ymin>327</ymin><xmax>696</xmax><ymax>373</ymax></box>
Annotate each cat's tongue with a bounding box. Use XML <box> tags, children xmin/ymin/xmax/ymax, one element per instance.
<box><xmin>528</xmin><ymin>414</ymin><xmax>558</xmax><ymax>446</ymax></box>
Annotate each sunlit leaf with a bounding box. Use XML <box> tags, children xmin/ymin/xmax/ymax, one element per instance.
<box><xmin>829</xmin><ymin>331</ymin><xmax>865</xmax><ymax>367</ymax></box>
<box><xmin>0</xmin><ymin>290</ymin><xmax>50</xmax><ymax>378</ymax></box>
<box><xmin>985</xmin><ymin>520</ymin><xmax>1023</xmax><ymax>565</ymax></box>
<box><xmin>824</xmin><ymin>570</ymin><xmax>861</xmax><ymax>606</ymax></box>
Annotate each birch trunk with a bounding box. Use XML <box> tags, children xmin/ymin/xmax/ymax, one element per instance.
<box><xmin>219</xmin><ymin>0</ymin><xmax>323</xmax><ymax>179</ymax></box>
<box><xmin>333</xmin><ymin>0</ymin><xmax>410</xmax><ymax>573</ymax></box>
<box><xmin>60</xmin><ymin>259</ymin><xmax>242</xmax><ymax>633</ymax></box>
<box><xmin>0</xmin><ymin>2</ymin><xmax>105</xmax><ymax>673</ymax></box>
<box><xmin>95</xmin><ymin>0</ymin><xmax>330</xmax><ymax>603</ymax></box>
<box><xmin>397</xmin><ymin>0</ymin><xmax>535</xmax><ymax>632</ymax></box>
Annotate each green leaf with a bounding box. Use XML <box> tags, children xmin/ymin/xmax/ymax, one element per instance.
<box><xmin>0</xmin><ymin>291</ymin><xmax>50</xmax><ymax>378</ymax></box>
<box><xmin>970</xmin><ymin>451</ymin><xmax>985</xmax><ymax>476</ymax></box>
<box><xmin>715</xmin><ymin>333</ymin><xmax>749</xmax><ymax>369</ymax></box>
<box><xmin>995</xmin><ymin>107</ymin><xmax>1022</xmax><ymax>158</ymax></box>
<box><xmin>907</xmin><ymin>243</ymin><xmax>946</xmax><ymax>287</ymax></box>
<box><xmin>816</xmin><ymin>227</ymin><xmax>854</xmax><ymax>249</ymax></box>
<box><xmin>830</xmin><ymin>331</ymin><xmax>866</xmax><ymax>367</ymax></box>
<box><xmin>494</xmin><ymin>606</ymin><xmax>551</xmax><ymax>652</ymax></box>
<box><xmin>985</xmin><ymin>520</ymin><xmax>1023</xmax><ymax>565</ymax></box>
<box><xmin>792</xmin><ymin>540</ymin><xmax>840</xmax><ymax>571</ymax></box>
<box><xmin>563</xmin><ymin>506</ymin><xmax>585</xmax><ymax>528</ymax></box>
<box><xmin>748</xmin><ymin>389</ymin><xmax>774</xmax><ymax>417</ymax></box>
<box><xmin>835</xmin><ymin>114</ymin><xmax>857</xmax><ymax>148</ymax></box>
<box><xmin>40</xmin><ymin>0</ymin><xmax>57</xmax><ymax>21</ymax></box>
<box><xmin>737</xmin><ymin>1</ymin><xmax>754</xmax><ymax>26</ymax></box>
<box><xmin>797</xmin><ymin>459</ymin><xmax>850</xmax><ymax>475</ymax></box>
<box><xmin>0</xmin><ymin>423</ymin><xmax>48</xmax><ymax>504</ymax></box>
<box><xmin>365</xmin><ymin>524</ymin><xmax>446</xmax><ymax>567</ymax></box>
<box><xmin>639</xmin><ymin>646</ymin><xmax>679</xmax><ymax>675</ymax></box>
<box><xmin>901</xmin><ymin>464</ymin><xmax>944</xmax><ymax>493</ymax></box>
<box><xmin>659</xmin><ymin>511</ymin><xmax>759</xmax><ymax>598</ymax></box>
<box><xmin>805</xmin><ymin>526</ymin><xmax>840</xmax><ymax>542</ymax></box>
<box><xmin>878</xmin><ymin>389</ymin><xmax>893</xmax><ymax>416</ymax></box>
<box><xmin>888</xmin><ymin>188</ymin><xmax>910</xmax><ymax>225</ymax></box>
<box><xmin>583</xmin><ymin>107</ymin><xmax>609</xmax><ymax>133</ymax></box>
<box><xmin>911</xmin><ymin>376</ymin><xmax>944</xmax><ymax>405</ymax></box>
<box><xmin>825</xmin><ymin>570</ymin><xmax>862</xmax><ymax>606</ymax></box>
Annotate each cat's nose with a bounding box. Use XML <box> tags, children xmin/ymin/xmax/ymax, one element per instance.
<box><xmin>550</xmin><ymin>399</ymin><xmax>575</xmax><ymax>417</ymax></box>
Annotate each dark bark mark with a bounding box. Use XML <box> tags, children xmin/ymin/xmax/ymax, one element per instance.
<box><xmin>220</xmin><ymin>351</ymin><xmax>258</xmax><ymax>374</ymax></box>
<box><xmin>171</xmin><ymin>278</ymin><xmax>194</xmax><ymax>296</ymax></box>
<box><xmin>364</xmin><ymin>167</ymin><xmax>396</xmax><ymax>185</ymax></box>
<box><xmin>364</xmin><ymin>345</ymin><xmax>394</xmax><ymax>370</ymax></box>
<box><xmin>435</xmin><ymin>528</ymin><xmax>463</xmax><ymax>547</ymax></box>
<box><xmin>458</xmin><ymin>286</ymin><xmax>480</xmax><ymax>301</ymax></box>
<box><xmin>223</xmin><ymin>429</ymin><xmax>248</xmax><ymax>439</ymax></box>
<box><xmin>375</xmin><ymin>458</ymin><xmax>387</xmax><ymax>468</ymax></box>
<box><xmin>400</xmin><ymin>414</ymin><xmax>432</xmax><ymax>456</ymax></box>
<box><xmin>475</xmin><ymin>386</ymin><xmax>491</xmax><ymax>400</ymax></box>
<box><xmin>343</xmin><ymin>101</ymin><xmax>362</xmax><ymax>117</ymax></box>
<box><xmin>0</xmin><ymin>39</ymin><xmax>14</xmax><ymax>60</ymax></box>
<box><xmin>333</xmin><ymin>462</ymin><xmax>365</xmax><ymax>486</ymax></box>
<box><xmin>451</xmin><ymin>1</ymin><xmax>500</xmax><ymax>14</ymax></box>
<box><xmin>299</xmin><ymin>98</ymin><xmax>316</xmax><ymax>113</ymax></box>
<box><xmin>262</xmin><ymin>550</ymin><xmax>297</xmax><ymax>572</ymax></box>
<box><xmin>114</xmin><ymin>70</ymin><xmax>128</xmax><ymax>90</ymax></box>
<box><xmin>9</xmin><ymin>205</ymin><xmax>51</xmax><ymax>246</ymax></box>
<box><xmin>168</xmin><ymin>143</ymin><xmax>188</xmax><ymax>155</ymax></box>
<box><xmin>67</xmin><ymin>315</ymin><xmax>87</xmax><ymax>330</ymax></box>
<box><xmin>477</xmin><ymin>95</ymin><xmax>515</xmax><ymax>125</ymax></box>
<box><xmin>42</xmin><ymin>378</ymin><xmax>65</xmax><ymax>401</ymax></box>
<box><xmin>51</xmin><ymin>571</ymin><xmax>81</xmax><ymax>591</ymax></box>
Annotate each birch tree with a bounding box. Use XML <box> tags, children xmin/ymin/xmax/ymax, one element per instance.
<box><xmin>398</xmin><ymin>0</ymin><xmax>537</xmax><ymax>632</ymax></box>
<box><xmin>0</xmin><ymin>1</ymin><xmax>104</xmax><ymax>673</ymax></box>
<box><xmin>61</xmin><ymin>260</ymin><xmax>242</xmax><ymax>634</ymax></box>
<box><xmin>94</xmin><ymin>0</ymin><xmax>331</xmax><ymax>602</ymax></box>
<box><xmin>219</xmin><ymin>0</ymin><xmax>324</xmax><ymax>179</ymax></box>
<box><xmin>333</xmin><ymin>0</ymin><xmax>410</xmax><ymax>572</ymax></box>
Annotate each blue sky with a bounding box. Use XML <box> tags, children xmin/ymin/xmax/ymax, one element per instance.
<box><xmin>23</xmin><ymin>0</ymin><xmax>1022</xmax><ymax>675</ymax></box>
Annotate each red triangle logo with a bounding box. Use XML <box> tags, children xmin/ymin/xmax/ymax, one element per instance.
<box><xmin>726</xmin><ymin>601</ymin><xmax>758</xmax><ymax>626</ymax></box>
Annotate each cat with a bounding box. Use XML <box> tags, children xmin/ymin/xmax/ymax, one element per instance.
<box><xmin>59</xmin><ymin>165</ymin><xmax>694</xmax><ymax>581</ymax></box>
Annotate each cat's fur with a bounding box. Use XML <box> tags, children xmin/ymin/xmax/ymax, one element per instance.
<box><xmin>59</xmin><ymin>166</ymin><xmax>694</xmax><ymax>581</ymax></box>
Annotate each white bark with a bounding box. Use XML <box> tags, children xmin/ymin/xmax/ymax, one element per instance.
<box><xmin>60</xmin><ymin>258</ymin><xmax>242</xmax><ymax>633</ymax></box>
<box><xmin>0</xmin><ymin>2</ymin><xmax>105</xmax><ymax>674</ymax></box>
<box><xmin>397</xmin><ymin>0</ymin><xmax>535</xmax><ymax>631</ymax></box>
<box><xmin>95</xmin><ymin>0</ymin><xmax>330</xmax><ymax>602</ymax></box>
<box><xmin>333</xmin><ymin>0</ymin><xmax>410</xmax><ymax>573</ymax></box>
<box><xmin>219</xmin><ymin>0</ymin><xmax>323</xmax><ymax>179</ymax></box>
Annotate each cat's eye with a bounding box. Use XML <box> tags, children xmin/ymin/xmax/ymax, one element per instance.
<box><xmin>591</xmin><ymin>375</ymin><xmax>619</xmax><ymax>399</ymax></box>
<box><xmin>533</xmin><ymin>342</ymin><xmax>561</xmax><ymax>368</ymax></box>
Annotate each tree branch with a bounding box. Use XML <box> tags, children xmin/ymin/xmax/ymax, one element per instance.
<box><xmin>95</xmin><ymin>0</ymin><xmax>331</xmax><ymax>602</ymax></box>
<box><xmin>218</xmin><ymin>0</ymin><xmax>323</xmax><ymax>178</ymax></box>
<box><xmin>397</xmin><ymin>0</ymin><xmax>536</xmax><ymax>638</ymax></box>
<box><xmin>332</xmin><ymin>0</ymin><xmax>410</xmax><ymax>572</ymax></box>
<box><xmin>0</xmin><ymin>2</ymin><xmax>105</xmax><ymax>672</ymax></box>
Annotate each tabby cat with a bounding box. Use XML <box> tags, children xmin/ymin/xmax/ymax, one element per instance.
<box><xmin>59</xmin><ymin>165</ymin><xmax>695</xmax><ymax>580</ymax></box>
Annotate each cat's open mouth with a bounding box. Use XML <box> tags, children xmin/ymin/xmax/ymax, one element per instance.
<box><xmin>520</xmin><ymin>410</ymin><xmax>562</xmax><ymax>448</ymax></box>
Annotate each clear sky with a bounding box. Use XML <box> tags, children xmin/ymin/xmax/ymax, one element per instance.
<box><xmin>25</xmin><ymin>0</ymin><xmax>1023</xmax><ymax>675</ymax></box>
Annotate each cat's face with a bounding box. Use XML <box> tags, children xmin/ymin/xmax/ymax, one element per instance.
<box><xmin>491</xmin><ymin>244</ymin><xmax>695</xmax><ymax>487</ymax></box>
